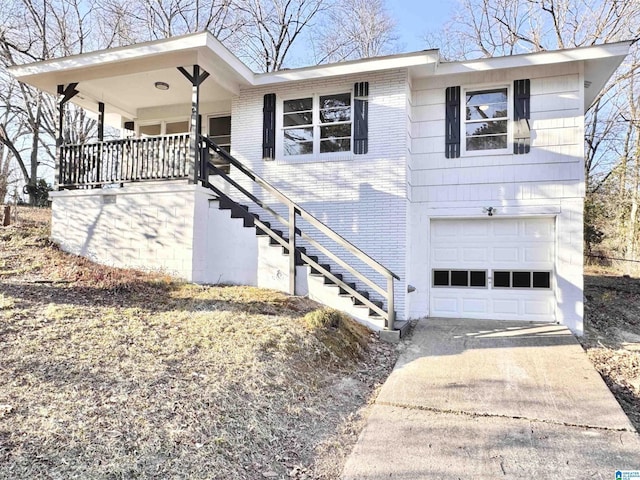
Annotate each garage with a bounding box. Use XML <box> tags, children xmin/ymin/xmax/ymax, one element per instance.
<box><xmin>429</xmin><ymin>217</ymin><xmax>556</xmax><ymax>322</ymax></box>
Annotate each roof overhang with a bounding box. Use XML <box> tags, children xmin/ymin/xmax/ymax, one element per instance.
<box><xmin>433</xmin><ymin>41</ymin><xmax>632</xmax><ymax>111</ymax></box>
<box><xmin>253</xmin><ymin>49</ymin><xmax>440</xmax><ymax>86</ymax></box>
<box><xmin>9</xmin><ymin>32</ymin><xmax>254</xmax><ymax>119</ymax></box>
<box><xmin>9</xmin><ymin>33</ymin><xmax>631</xmax><ymax>118</ymax></box>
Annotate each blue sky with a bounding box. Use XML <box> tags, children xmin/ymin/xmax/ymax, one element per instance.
<box><xmin>385</xmin><ymin>0</ymin><xmax>456</xmax><ymax>52</ymax></box>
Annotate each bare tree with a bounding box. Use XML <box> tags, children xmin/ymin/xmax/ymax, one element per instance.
<box><xmin>229</xmin><ymin>0</ymin><xmax>327</xmax><ymax>72</ymax></box>
<box><xmin>424</xmin><ymin>0</ymin><xmax>640</xmax><ymax>258</ymax></box>
<box><xmin>311</xmin><ymin>0</ymin><xmax>398</xmax><ymax>64</ymax></box>
<box><xmin>0</xmin><ymin>0</ymin><xmax>99</xmax><ymax>204</ymax></box>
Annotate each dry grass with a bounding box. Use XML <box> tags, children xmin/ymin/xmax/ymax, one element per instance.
<box><xmin>0</xmin><ymin>207</ymin><xmax>399</xmax><ymax>479</ymax></box>
<box><xmin>582</xmin><ymin>267</ymin><xmax>640</xmax><ymax>430</ymax></box>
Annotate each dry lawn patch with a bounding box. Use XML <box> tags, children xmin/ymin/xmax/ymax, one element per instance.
<box><xmin>0</xmin><ymin>207</ymin><xmax>399</xmax><ymax>479</ymax></box>
<box><xmin>583</xmin><ymin>269</ymin><xmax>640</xmax><ymax>430</ymax></box>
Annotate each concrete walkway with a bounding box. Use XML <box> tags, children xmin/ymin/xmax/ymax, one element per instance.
<box><xmin>342</xmin><ymin>318</ymin><xmax>640</xmax><ymax>479</ymax></box>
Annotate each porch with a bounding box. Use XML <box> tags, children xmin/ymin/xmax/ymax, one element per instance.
<box><xmin>13</xmin><ymin>31</ymin><xmax>402</xmax><ymax>335</ymax></box>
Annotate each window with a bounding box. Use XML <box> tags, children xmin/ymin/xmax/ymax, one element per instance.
<box><xmin>432</xmin><ymin>270</ymin><xmax>487</xmax><ymax>288</ymax></box>
<box><xmin>139</xmin><ymin>124</ymin><xmax>161</xmax><ymax>136</ymax></box>
<box><xmin>464</xmin><ymin>87</ymin><xmax>508</xmax><ymax>152</ymax></box>
<box><xmin>166</xmin><ymin>121</ymin><xmax>189</xmax><ymax>134</ymax></box>
<box><xmin>282</xmin><ymin>93</ymin><xmax>352</xmax><ymax>156</ymax></box>
<box><xmin>209</xmin><ymin>115</ymin><xmax>231</xmax><ymax>153</ymax></box>
<box><xmin>139</xmin><ymin>120</ymin><xmax>189</xmax><ymax>137</ymax></box>
<box><xmin>492</xmin><ymin>271</ymin><xmax>551</xmax><ymax>289</ymax></box>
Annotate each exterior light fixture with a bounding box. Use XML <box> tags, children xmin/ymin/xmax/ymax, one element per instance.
<box><xmin>478</xmin><ymin>105</ymin><xmax>490</xmax><ymax>111</ymax></box>
<box><xmin>483</xmin><ymin>207</ymin><xmax>496</xmax><ymax>216</ymax></box>
<box><xmin>154</xmin><ymin>81</ymin><xmax>170</xmax><ymax>91</ymax></box>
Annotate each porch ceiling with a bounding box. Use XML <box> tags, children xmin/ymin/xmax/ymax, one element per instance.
<box><xmin>9</xmin><ymin>32</ymin><xmax>254</xmax><ymax>120</ymax></box>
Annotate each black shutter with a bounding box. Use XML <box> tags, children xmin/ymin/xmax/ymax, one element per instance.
<box><xmin>353</xmin><ymin>81</ymin><xmax>369</xmax><ymax>155</ymax></box>
<box><xmin>513</xmin><ymin>79</ymin><xmax>531</xmax><ymax>154</ymax></box>
<box><xmin>263</xmin><ymin>93</ymin><xmax>276</xmax><ymax>159</ymax></box>
<box><xmin>445</xmin><ymin>86</ymin><xmax>461</xmax><ymax>158</ymax></box>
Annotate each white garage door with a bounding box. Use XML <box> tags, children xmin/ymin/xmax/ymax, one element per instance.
<box><xmin>429</xmin><ymin>218</ymin><xmax>555</xmax><ymax>322</ymax></box>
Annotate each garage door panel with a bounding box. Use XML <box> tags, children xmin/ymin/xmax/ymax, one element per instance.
<box><xmin>493</xmin><ymin>221</ymin><xmax>519</xmax><ymax>236</ymax></box>
<box><xmin>432</xmin><ymin>247</ymin><xmax>459</xmax><ymax>263</ymax></box>
<box><xmin>492</xmin><ymin>247</ymin><xmax>519</xmax><ymax>262</ymax></box>
<box><xmin>524</xmin><ymin>246</ymin><xmax>553</xmax><ymax>263</ymax></box>
<box><xmin>430</xmin><ymin>218</ymin><xmax>555</xmax><ymax>322</ymax></box>
<box><xmin>462</xmin><ymin>298</ymin><xmax>489</xmax><ymax>314</ymax></box>
<box><xmin>462</xmin><ymin>221</ymin><xmax>489</xmax><ymax>237</ymax></box>
<box><xmin>462</xmin><ymin>248</ymin><xmax>487</xmax><ymax>262</ymax></box>
<box><xmin>493</xmin><ymin>299</ymin><xmax>519</xmax><ymax>315</ymax></box>
<box><xmin>432</xmin><ymin>297</ymin><xmax>458</xmax><ymax>314</ymax></box>
<box><xmin>432</xmin><ymin>222</ymin><xmax>460</xmax><ymax>238</ymax></box>
<box><xmin>523</xmin><ymin>299</ymin><xmax>554</xmax><ymax>316</ymax></box>
<box><xmin>524</xmin><ymin>219</ymin><xmax>555</xmax><ymax>239</ymax></box>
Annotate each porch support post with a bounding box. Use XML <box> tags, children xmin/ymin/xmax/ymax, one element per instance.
<box><xmin>96</xmin><ymin>102</ymin><xmax>105</xmax><ymax>187</ymax></box>
<box><xmin>55</xmin><ymin>83</ymin><xmax>79</xmax><ymax>190</ymax></box>
<box><xmin>288</xmin><ymin>204</ymin><xmax>297</xmax><ymax>295</ymax></box>
<box><xmin>178</xmin><ymin>65</ymin><xmax>210</xmax><ymax>184</ymax></box>
<box><xmin>386</xmin><ymin>276</ymin><xmax>395</xmax><ymax>330</ymax></box>
<box><xmin>97</xmin><ymin>102</ymin><xmax>105</xmax><ymax>141</ymax></box>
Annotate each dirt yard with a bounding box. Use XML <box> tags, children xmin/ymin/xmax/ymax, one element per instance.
<box><xmin>1</xmin><ymin>207</ymin><xmax>639</xmax><ymax>479</ymax></box>
<box><xmin>0</xmin><ymin>207</ymin><xmax>399</xmax><ymax>479</ymax></box>
<box><xmin>582</xmin><ymin>268</ymin><xmax>640</xmax><ymax>430</ymax></box>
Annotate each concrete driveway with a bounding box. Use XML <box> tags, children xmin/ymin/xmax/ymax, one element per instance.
<box><xmin>342</xmin><ymin>318</ymin><xmax>640</xmax><ymax>479</ymax></box>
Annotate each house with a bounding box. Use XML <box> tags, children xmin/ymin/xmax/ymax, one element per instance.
<box><xmin>9</xmin><ymin>32</ymin><xmax>630</xmax><ymax>338</ymax></box>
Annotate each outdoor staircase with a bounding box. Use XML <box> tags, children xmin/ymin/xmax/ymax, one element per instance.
<box><xmin>198</xmin><ymin>136</ymin><xmax>405</xmax><ymax>336</ymax></box>
<box><xmin>213</xmin><ymin>191</ymin><xmax>386</xmax><ymax>324</ymax></box>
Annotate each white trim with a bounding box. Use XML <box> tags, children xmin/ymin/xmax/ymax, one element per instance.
<box><xmin>461</xmin><ymin>83</ymin><xmax>513</xmax><ymax>157</ymax></box>
<box><xmin>434</xmin><ymin>41</ymin><xmax>632</xmax><ymax>76</ymax></box>
<box><xmin>276</xmin><ymin>89</ymin><xmax>354</xmax><ymax>161</ymax></box>
<box><xmin>255</xmin><ymin>51</ymin><xmax>439</xmax><ymax>86</ymax></box>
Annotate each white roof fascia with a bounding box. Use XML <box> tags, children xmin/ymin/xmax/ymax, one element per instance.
<box><xmin>253</xmin><ymin>50</ymin><xmax>439</xmax><ymax>86</ymax></box>
<box><xmin>8</xmin><ymin>31</ymin><xmax>255</xmax><ymax>92</ymax></box>
<box><xmin>9</xmin><ymin>32</ymin><xmax>209</xmax><ymax>79</ymax></box>
<box><xmin>433</xmin><ymin>41</ymin><xmax>632</xmax><ymax>76</ymax></box>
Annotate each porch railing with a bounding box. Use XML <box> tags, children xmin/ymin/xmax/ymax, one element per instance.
<box><xmin>58</xmin><ymin>133</ymin><xmax>190</xmax><ymax>188</ymax></box>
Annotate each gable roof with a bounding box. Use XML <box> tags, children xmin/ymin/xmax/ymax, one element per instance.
<box><xmin>9</xmin><ymin>30</ymin><xmax>631</xmax><ymax>116</ymax></box>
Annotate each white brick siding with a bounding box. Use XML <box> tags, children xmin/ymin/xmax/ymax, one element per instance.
<box><xmin>231</xmin><ymin>69</ymin><xmax>410</xmax><ymax>319</ymax></box>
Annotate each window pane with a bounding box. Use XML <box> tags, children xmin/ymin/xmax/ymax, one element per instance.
<box><xmin>470</xmin><ymin>271</ymin><xmax>487</xmax><ymax>287</ymax></box>
<box><xmin>284</xmin><ymin>98</ymin><xmax>312</xmax><ymax>113</ymax></box>
<box><xmin>466</xmin><ymin>120</ymin><xmax>508</xmax><ymax>136</ymax></box>
<box><xmin>533</xmin><ymin>272</ymin><xmax>551</xmax><ymax>288</ymax></box>
<box><xmin>166</xmin><ymin>121</ymin><xmax>189</xmax><ymax>134</ymax></box>
<box><xmin>284</xmin><ymin>111</ymin><xmax>313</xmax><ymax>127</ymax></box>
<box><xmin>321</xmin><ymin>124</ymin><xmax>351</xmax><ymax>138</ymax></box>
<box><xmin>320</xmin><ymin>138</ymin><xmax>351</xmax><ymax>153</ymax></box>
<box><xmin>284</xmin><ymin>127</ymin><xmax>313</xmax><ymax>156</ymax></box>
<box><xmin>450</xmin><ymin>271</ymin><xmax>468</xmax><ymax>287</ymax></box>
<box><xmin>466</xmin><ymin>134</ymin><xmax>508</xmax><ymax>151</ymax></box>
<box><xmin>512</xmin><ymin>271</ymin><xmax>531</xmax><ymax>288</ymax></box>
<box><xmin>466</xmin><ymin>89</ymin><xmax>507</xmax><ymax>121</ymax></box>
<box><xmin>320</xmin><ymin>93</ymin><xmax>351</xmax><ymax>123</ymax></box>
<box><xmin>140</xmin><ymin>124</ymin><xmax>161</xmax><ymax>136</ymax></box>
<box><xmin>494</xmin><ymin>271</ymin><xmax>510</xmax><ymax>288</ymax></box>
<box><xmin>320</xmin><ymin>93</ymin><xmax>350</xmax><ymax>110</ymax></box>
<box><xmin>320</xmin><ymin>108</ymin><xmax>351</xmax><ymax>123</ymax></box>
<box><xmin>320</xmin><ymin>124</ymin><xmax>351</xmax><ymax>153</ymax></box>
<box><xmin>433</xmin><ymin>270</ymin><xmax>449</xmax><ymax>286</ymax></box>
<box><xmin>209</xmin><ymin>116</ymin><xmax>231</xmax><ymax>136</ymax></box>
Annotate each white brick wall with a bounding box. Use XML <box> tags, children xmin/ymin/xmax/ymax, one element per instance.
<box><xmin>230</xmin><ymin>69</ymin><xmax>410</xmax><ymax>318</ymax></box>
<box><xmin>51</xmin><ymin>182</ymin><xmax>205</xmax><ymax>280</ymax></box>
